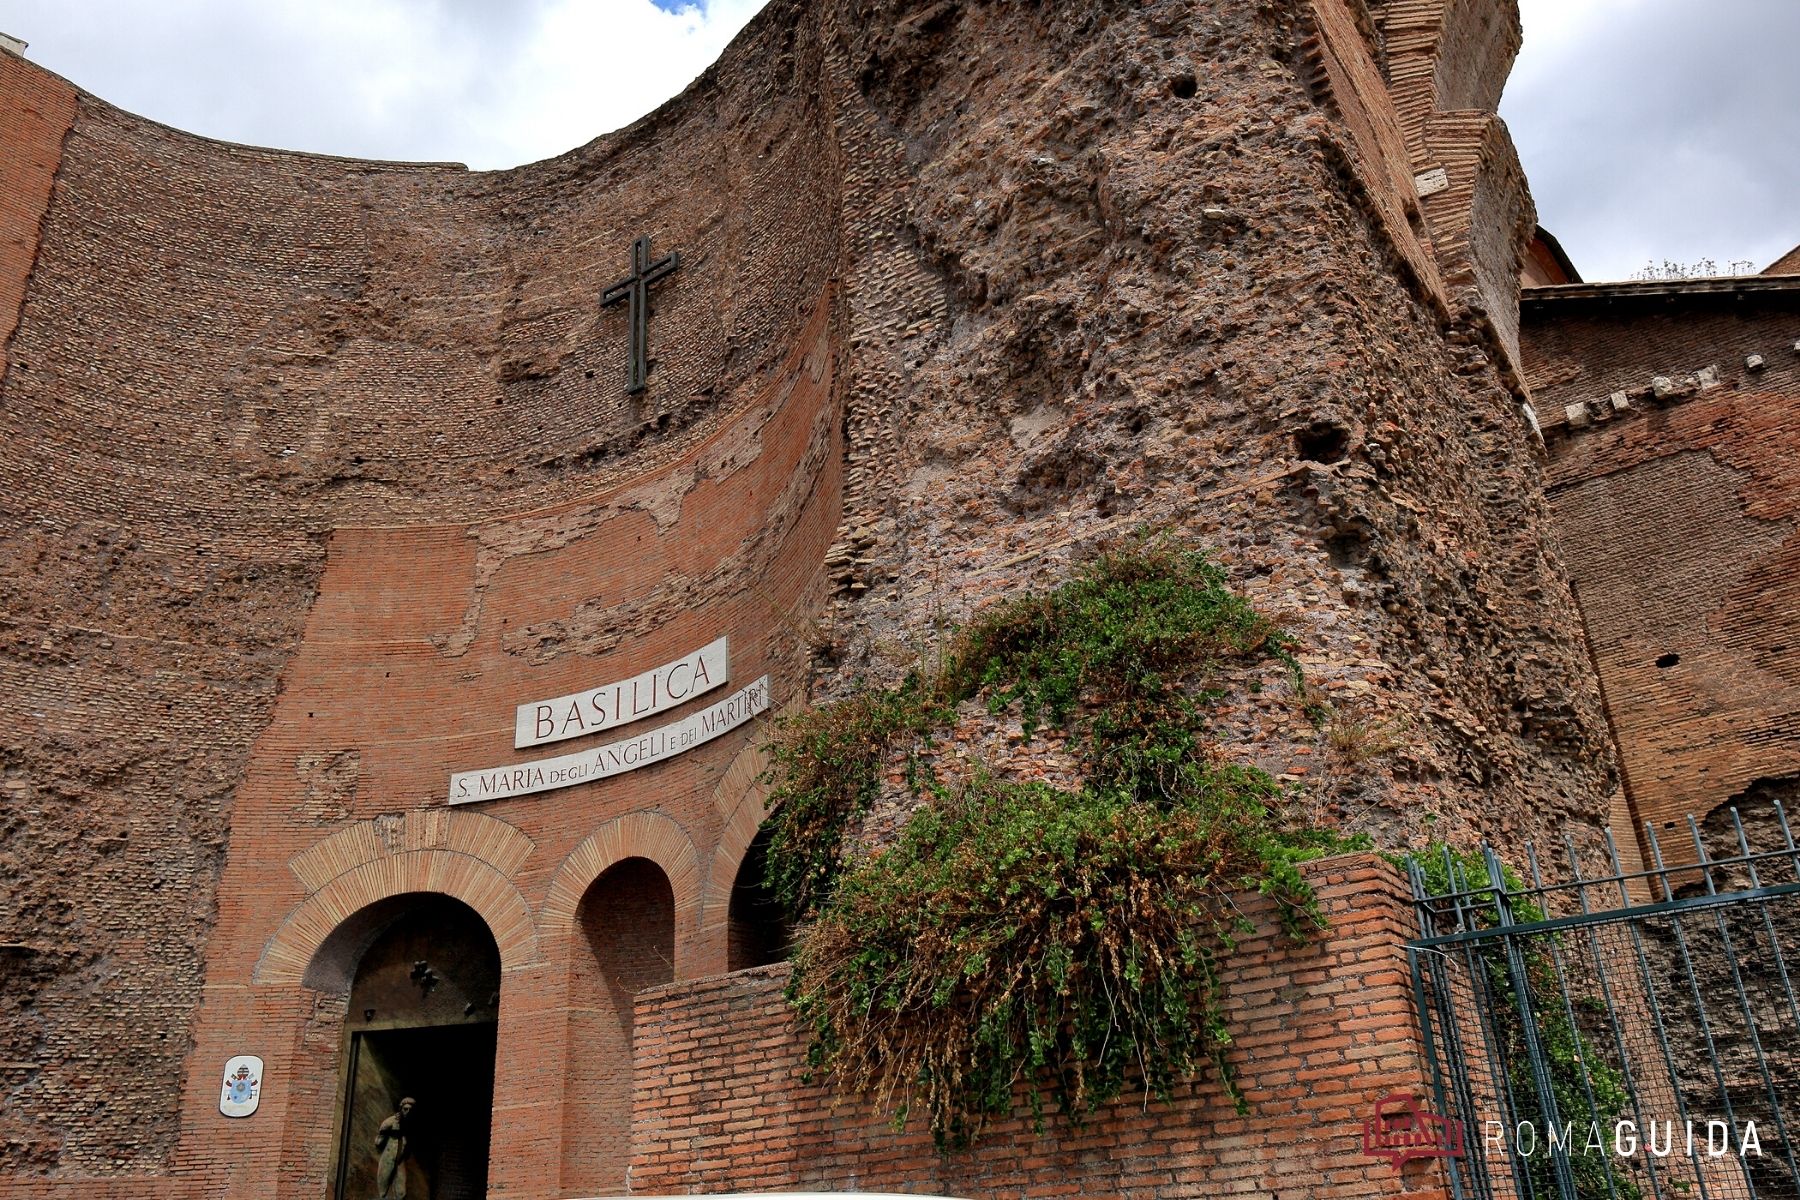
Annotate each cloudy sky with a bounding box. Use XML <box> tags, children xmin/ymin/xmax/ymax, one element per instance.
<box><xmin>0</xmin><ymin>0</ymin><xmax>1793</xmax><ymax>283</ymax></box>
<box><xmin>1504</xmin><ymin>0</ymin><xmax>1799</xmax><ymax>280</ymax></box>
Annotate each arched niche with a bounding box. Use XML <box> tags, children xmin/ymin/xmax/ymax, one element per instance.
<box><xmin>256</xmin><ymin>847</ymin><xmax>539</xmax><ymax>987</ymax></box>
<box><xmin>560</xmin><ymin>857</ymin><xmax>676</xmax><ymax>1196</ymax></box>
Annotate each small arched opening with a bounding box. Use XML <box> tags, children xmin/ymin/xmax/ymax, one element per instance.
<box><xmin>561</xmin><ymin>857</ymin><xmax>675</xmax><ymax>1195</ymax></box>
<box><xmin>728</xmin><ymin>823</ymin><xmax>795</xmax><ymax>971</ymax></box>
<box><xmin>315</xmin><ymin>892</ymin><xmax>500</xmax><ymax>1200</ymax></box>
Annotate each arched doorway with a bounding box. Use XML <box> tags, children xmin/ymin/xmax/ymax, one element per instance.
<box><xmin>561</xmin><ymin>857</ymin><xmax>674</xmax><ymax>1195</ymax></box>
<box><xmin>320</xmin><ymin>894</ymin><xmax>500</xmax><ymax>1200</ymax></box>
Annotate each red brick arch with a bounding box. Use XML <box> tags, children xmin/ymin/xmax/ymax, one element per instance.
<box><xmin>539</xmin><ymin>811</ymin><xmax>702</xmax><ymax>939</ymax></box>
<box><xmin>253</xmin><ymin>849</ymin><xmax>540</xmax><ymax>986</ymax></box>
<box><xmin>703</xmin><ymin>740</ymin><xmax>771</xmax><ymax>944</ymax></box>
<box><xmin>286</xmin><ymin>808</ymin><xmax>534</xmax><ymax>893</ymax></box>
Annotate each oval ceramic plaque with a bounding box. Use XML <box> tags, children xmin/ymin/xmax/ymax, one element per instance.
<box><xmin>219</xmin><ymin>1055</ymin><xmax>263</xmax><ymax>1118</ymax></box>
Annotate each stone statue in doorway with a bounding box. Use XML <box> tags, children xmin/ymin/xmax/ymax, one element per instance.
<box><xmin>374</xmin><ymin>1096</ymin><xmax>416</xmax><ymax>1198</ymax></box>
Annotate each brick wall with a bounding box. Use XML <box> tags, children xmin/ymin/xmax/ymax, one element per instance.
<box><xmin>1371</xmin><ymin>0</ymin><xmax>1534</xmax><ymax>376</ymax></box>
<box><xmin>0</xmin><ymin>6</ymin><xmax>842</xmax><ymax>1180</ymax></box>
<box><xmin>632</xmin><ymin>855</ymin><xmax>1452</xmax><ymax>1200</ymax></box>
<box><xmin>1765</xmin><ymin>245</ymin><xmax>1800</xmax><ymax>275</ymax></box>
<box><xmin>0</xmin><ymin>50</ymin><xmax>73</xmax><ymax>380</ymax></box>
<box><xmin>564</xmin><ymin>860</ymin><xmax>677</xmax><ymax>1195</ymax></box>
<box><xmin>1525</xmin><ymin>283</ymin><xmax>1800</xmax><ymax>860</ymax></box>
<box><xmin>1300</xmin><ymin>0</ymin><xmax>1448</xmax><ymax>310</ymax></box>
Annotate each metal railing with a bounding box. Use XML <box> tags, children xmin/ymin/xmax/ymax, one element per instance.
<box><xmin>1407</xmin><ymin>806</ymin><xmax>1800</xmax><ymax>1200</ymax></box>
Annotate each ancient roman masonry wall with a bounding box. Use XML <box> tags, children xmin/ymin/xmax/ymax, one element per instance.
<box><xmin>0</xmin><ymin>3</ymin><xmax>844</xmax><ymax>1182</ymax></box>
<box><xmin>0</xmin><ymin>52</ymin><xmax>74</xmax><ymax>379</ymax></box>
<box><xmin>1</xmin><ymin>0</ymin><xmax>1624</xmax><ymax>1194</ymax></box>
<box><xmin>816</xmin><ymin>0</ymin><xmax>1615</xmax><ymax>861</ymax></box>
<box><xmin>1370</xmin><ymin>0</ymin><xmax>1534</xmax><ymax>377</ymax></box>
<box><xmin>1524</xmin><ymin>284</ymin><xmax>1800</xmax><ymax>863</ymax></box>
<box><xmin>631</xmin><ymin>856</ymin><xmax>1455</xmax><ymax>1200</ymax></box>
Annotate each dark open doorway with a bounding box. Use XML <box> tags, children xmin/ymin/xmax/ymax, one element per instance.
<box><xmin>337</xmin><ymin>1024</ymin><xmax>496</xmax><ymax>1199</ymax></box>
<box><xmin>327</xmin><ymin>894</ymin><xmax>500</xmax><ymax>1200</ymax></box>
<box><xmin>728</xmin><ymin>824</ymin><xmax>794</xmax><ymax>971</ymax></box>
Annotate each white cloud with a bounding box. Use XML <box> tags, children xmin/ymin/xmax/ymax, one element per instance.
<box><xmin>1503</xmin><ymin>0</ymin><xmax>1800</xmax><ymax>280</ymax></box>
<box><xmin>469</xmin><ymin>0</ymin><xmax>773</xmax><ymax>167</ymax></box>
<box><xmin>0</xmin><ymin>0</ymin><xmax>773</xmax><ymax>169</ymax></box>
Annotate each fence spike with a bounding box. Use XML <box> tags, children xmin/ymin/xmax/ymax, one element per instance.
<box><xmin>1686</xmin><ymin>814</ymin><xmax>1718</xmax><ymax>896</ymax></box>
<box><xmin>1645</xmin><ymin>821</ymin><xmax>1674</xmax><ymax>902</ymax></box>
<box><xmin>1563</xmin><ymin>832</ymin><xmax>1592</xmax><ymax>915</ymax></box>
<box><xmin>1730</xmin><ymin>808</ymin><xmax>1757</xmax><ymax>884</ymax></box>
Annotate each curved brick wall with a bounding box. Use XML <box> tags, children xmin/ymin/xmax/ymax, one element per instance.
<box><xmin>0</xmin><ymin>1</ymin><xmax>1624</xmax><ymax>1195</ymax></box>
<box><xmin>0</xmin><ymin>6</ymin><xmax>844</xmax><ymax>1177</ymax></box>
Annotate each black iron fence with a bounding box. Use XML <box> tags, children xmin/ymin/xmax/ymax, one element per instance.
<box><xmin>1407</xmin><ymin>807</ymin><xmax>1800</xmax><ymax>1200</ymax></box>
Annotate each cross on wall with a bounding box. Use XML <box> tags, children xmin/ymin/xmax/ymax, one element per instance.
<box><xmin>601</xmin><ymin>234</ymin><xmax>680</xmax><ymax>394</ymax></box>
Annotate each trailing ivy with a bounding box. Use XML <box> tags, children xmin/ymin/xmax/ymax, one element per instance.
<box><xmin>761</xmin><ymin>677</ymin><xmax>948</xmax><ymax>919</ymax></box>
<box><xmin>943</xmin><ymin>541</ymin><xmax>1291</xmax><ymax>801</ymax></box>
<box><xmin>763</xmin><ymin>538</ymin><xmax>1365</xmax><ymax>1146</ymax></box>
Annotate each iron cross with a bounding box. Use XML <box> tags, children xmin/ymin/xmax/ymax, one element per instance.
<box><xmin>601</xmin><ymin>234</ymin><xmax>681</xmax><ymax>394</ymax></box>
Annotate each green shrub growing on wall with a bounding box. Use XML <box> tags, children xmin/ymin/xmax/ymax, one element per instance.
<box><xmin>764</xmin><ymin>538</ymin><xmax>1365</xmax><ymax>1146</ymax></box>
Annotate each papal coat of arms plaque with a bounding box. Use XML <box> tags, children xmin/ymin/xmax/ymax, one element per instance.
<box><xmin>219</xmin><ymin>1055</ymin><xmax>263</xmax><ymax>1118</ymax></box>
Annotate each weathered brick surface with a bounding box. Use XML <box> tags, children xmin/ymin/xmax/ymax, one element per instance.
<box><xmin>1369</xmin><ymin>0</ymin><xmax>1533</xmax><ymax>374</ymax></box>
<box><xmin>1299</xmin><ymin>0</ymin><xmax>1447</xmax><ymax>308</ymax></box>
<box><xmin>1524</xmin><ymin>280</ymin><xmax>1800</xmax><ymax>863</ymax></box>
<box><xmin>810</xmin><ymin>0</ymin><xmax>1614</xmax><ymax>859</ymax></box>
<box><xmin>631</xmin><ymin>855</ymin><xmax>1453</xmax><ymax>1200</ymax></box>
<box><xmin>0</xmin><ymin>49</ymin><xmax>74</xmax><ymax>381</ymax></box>
<box><xmin>0</xmin><ymin>20</ymin><xmax>843</xmax><ymax>1180</ymax></box>
<box><xmin>0</xmin><ymin>1</ymin><xmax>1619</xmax><ymax>1196</ymax></box>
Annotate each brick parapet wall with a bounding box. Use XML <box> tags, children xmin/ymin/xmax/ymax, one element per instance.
<box><xmin>631</xmin><ymin>853</ymin><xmax>1451</xmax><ymax>1200</ymax></box>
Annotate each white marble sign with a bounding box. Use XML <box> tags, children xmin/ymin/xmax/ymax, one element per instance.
<box><xmin>452</xmin><ymin>676</ymin><xmax>770</xmax><ymax>805</ymax></box>
<box><xmin>219</xmin><ymin>1055</ymin><xmax>263</xmax><ymax>1118</ymax></box>
<box><xmin>515</xmin><ymin>637</ymin><xmax>729</xmax><ymax>749</ymax></box>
